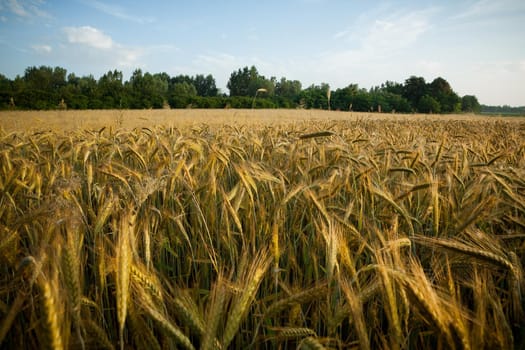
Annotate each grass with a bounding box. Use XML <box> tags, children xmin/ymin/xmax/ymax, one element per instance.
<box><xmin>0</xmin><ymin>110</ymin><xmax>524</xmax><ymax>349</ymax></box>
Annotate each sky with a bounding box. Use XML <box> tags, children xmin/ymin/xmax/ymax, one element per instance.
<box><xmin>0</xmin><ymin>0</ymin><xmax>524</xmax><ymax>106</ymax></box>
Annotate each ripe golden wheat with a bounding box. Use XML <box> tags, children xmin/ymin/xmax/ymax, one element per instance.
<box><xmin>0</xmin><ymin>116</ymin><xmax>524</xmax><ymax>349</ymax></box>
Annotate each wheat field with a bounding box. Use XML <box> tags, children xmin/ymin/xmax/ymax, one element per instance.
<box><xmin>0</xmin><ymin>110</ymin><xmax>524</xmax><ymax>349</ymax></box>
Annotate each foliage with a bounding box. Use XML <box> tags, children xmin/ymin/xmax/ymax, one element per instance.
<box><xmin>193</xmin><ymin>74</ymin><xmax>219</xmax><ymax>97</ymax></box>
<box><xmin>428</xmin><ymin>77</ymin><xmax>461</xmax><ymax>113</ymax></box>
<box><xmin>227</xmin><ymin>66</ymin><xmax>275</xmax><ymax>97</ymax></box>
<box><xmin>418</xmin><ymin>95</ymin><xmax>441</xmax><ymax>113</ymax></box>
<box><xmin>299</xmin><ymin>83</ymin><xmax>331</xmax><ymax>109</ymax></box>
<box><xmin>462</xmin><ymin>95</ymin><xmax>481</xmax><ymax>113</ymax></box>
<box><xmin>0</xmin><ymin>65</ymin><xmax>493</xmax><ymax>113</ymax></box>
<box><xmin>481</xmin><ymin>104</ymin><xmax>525</xmax><ymax>115</ymax></box>
<box><xmin>275</xmin><ymin>77</ymin><xmax>302</xmax><ymax>100</ymax></box>
<box><xmin>402</xmin><ymin>76</ymin><xmax>427</xmax><ymax>109</ymax></box>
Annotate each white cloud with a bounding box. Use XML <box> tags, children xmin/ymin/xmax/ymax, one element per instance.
<box><xmin>333</xmin><ymin>29</ymin><xmax>350</xmax><ymax>40</ymax></box>
<box><xmin>31</xmin><ymin>44</ymin><xmax>51</xmax><ymax>54</ymax></box>
<box><xmin>298</xmin><ymin>8</ymin><xmax>435</xmax><ymax>90</ymax></box>
<box><xmin>452</xmin><ymin>0</ymin><xmax>525</xmax><ymax>20</ymax></box>
<box><xmin>85</xmin><ymin>0</ymin><xmax>155</xmax><ymax>24</ymax></box>
<box><xmin>115</xmin><ymin>46</ymin><xmax>143</xmax><ymax>67</ymax></box>
<box><xmin>60</xmin><ymin>25</ymin><xmax>150</xmax><ymax>72</ymax></box>
<box><xmin>272</xmin><ymin>6</ymin><xmax>439</xmax><ymax>91</ymax></box>
<box><xmin>64</xmin><ymin>26</ymin><xmax>113</xmax><ymax>49</ymax></box>
<box><xmin>364</xmin><ymin>13</ymin><xmax>430</xmax><ymax>52</ymax></box>
<box><xmin>2</xmin><ymin>0</ymin><xmax>50</xmax><ymax>18</ymax></box>
<box><xmin>5</xmin><ymin>0</ymin><xmax>27</xmax><ymax>16</ymax></box>
<box><xmin>334</xmin><ymin>8</ymin><xmax>434</xmax><ymax>56</ymax></box>
<box><xmin>194</xmin><ymin>53</ymin><xmax>239</xmax><ymax>71</ymax></box>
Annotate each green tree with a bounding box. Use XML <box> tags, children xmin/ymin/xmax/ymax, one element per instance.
<box><xmin>429</xmin><ymin>77</ymin><xmax>460</xmax><ymax>113</ymax></box>
<box><xmin>127</xmin><ymin>69</ymin><xmax>168</xmax><ymax>108</ymax></box>
<box><xmin>98</xmin><ymin>70</ymin><xmax>124</xmax><ymax>108</ymax></box>
<box><xmin>352</xmin><ymin>91</ymin><xmax>372</xmax><ymax>111</ymax></box>
<box><xmin>193</xmin><ymin>74</ymin><xmax>218</xmax><ymax>97</ymax></box>
<box><xmin>0</xmin><ymin>74</ymin><xmax>13</xmax><ymax>109</ymax></box>
<box><xmin>227</xmin><ymin>66</ymin><xmax>255</xmax><ymax>96</ymax></box>
<box><xmin>383</xmin><ymin>81</ymin><xmax>404</xmax><ymax>96</ymax></box>
<box><xmin>418</xmin><ymin>95</ymin><xmax>441</xmax><ymax>113</ymax></box>
<box><xmin>274</xmin><ymin>77</ymin><xmax>302</xmax><ymax>107</ymax></box>
<box><xmin>59</xmin><ymin>73</ymin><xmax>86</xmax><ymax>109</ymax></box>
<box><xmin>387</xmin><ymin>93</ymin><xmax>412</xmax><ymax>113</ymax></box>
<box><xmin>169</xmin><ymin>82</ymin><xmax>197</xmax><ymax>108</ymax></box>
<box><xmin>331</xmin><ymin>84</ymin><xmax>358</xmax><ymax>110</ymax></box>
<box><xmin>299</xmin><ymin>83</ymin><xmax>331</xmax><ymax>109</ymax></box>
<box><xmin>461</xmin><ymin>95</ymin><xmax>481</xmax><ymax>113</ymax></box>
<box><xmin>17</xmin><ymin>66</ymin><xmax>67</xmax><ymax>109</ymax></box>
<box><xmin>80</xmin><ymin>75</ymin><xmax>102</xmax><ymax>109</ymax></box>
<box><xmin>331</xmin><ymin>84</ymin><xmax>372</xmax><ymax>111</ymax></box>
<box><xmin>227</xmin><ymin>66</ymin><xmax>275</xmax><ymax>97</ymax></box>
<box><xmin>403</xmin><ymin>76</ymin><xmax>427</xmax><ymax>111</ymax></box>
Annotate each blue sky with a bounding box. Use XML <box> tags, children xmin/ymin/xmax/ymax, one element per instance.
<box><xmin>0</xmin><ymin>0</ymin><xmax>524</xmax><ymax>106</ymax></box>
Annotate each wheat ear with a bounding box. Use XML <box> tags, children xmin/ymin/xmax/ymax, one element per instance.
<box><xmin>222</xmin><ymin>250</ymin><xmax>271</xmax><ymax>348</ymax></box>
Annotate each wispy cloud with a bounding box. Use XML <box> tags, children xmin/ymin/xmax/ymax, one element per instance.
<box><xmin>194</xmin><ymin>53</ymin><xmax>241</xmax><ymax>72</ymax></box>
<box><xmin>452</xmin><ymin>0</ymin><xmax>525</xmax><ymax>20</ymax></box>
<box><xmin>85</xmin><ymin>0</ymin><xmax>155</xmax><ymax>24</ymax></box>
<box><xmin>1</xmin><ymin>0</ymin><xmax>51</xmax><ymax>18</ymax></box>
<box><xmin>312</xmin><ymin>6</ymin><xmax>437</xmax><ymax>89</ymax></box>
<box><xmin>364</xmin><ymin>13</ymin><xmax>431</xmax><ymax>52</ymax></box>
<box><xmin>31</xmin><ymin>43</ymin><xmax>51</xmax><ymax>54</ymax></box>
<box><xmin>334</xmin><ymin>7</ymin><xmax>434</xmax><ymax>55</ymax></box>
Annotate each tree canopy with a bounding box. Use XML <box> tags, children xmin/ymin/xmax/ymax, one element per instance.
<box><xmin>0</xmin><ymin>65</ymin><xmax>493</xmax><ymax>114</ymax></box>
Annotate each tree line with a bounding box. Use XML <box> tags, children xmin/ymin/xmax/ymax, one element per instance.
<box><xmin>0</xmin><ymin>65</ymin><xmax>482</xmax><ymax>113</ymax></box>
<box><xmin>480</xmin><ymin>105</ymin><xmax>525</xmax><ymax>116</ymax></box>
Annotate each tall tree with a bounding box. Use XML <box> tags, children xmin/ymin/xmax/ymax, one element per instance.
<box><xmin>299</xmin><ymin>83</ymin><xmax>331</xmax><ymax>109</ymax></box>
<box><xmin>169</xmin><ymin>81</ymin><xmax>197</xmax><ymax>108</ymax></box>
<box><xmin>383</xmin><ymin>81</ymin><xmax>404</xmax><ymax>96</ymax></box>
<box><xmin>461</xmin><ymin>95</ymin><xmax>481</xmax><ymax>113</ymax></box>
<box><xmin>17</xmin><ymin>66</ymin><xmax>67</xmax><ymax>109</ymax></box>
<box><xmin>227</xmin><ymin>66</ymin><xmax>274</xmax><ymax>97</ymax></box>
<box><xmin>127</xmin><ymin>69</ymin><xmax>168</xmax><ymax>108</ymax></box>
<box><xmin>98</xmin><ymin>70</ymin><xmax>124</xmax><ymax>108</ymax></box>
<box><xmin>80</xmin><ymin>75</ymin><xmax>101</xmax><ymax>109</ymax></box>
<box><xmin>418</xmin><ymin>95</ymin><xmax>441</xmax><ymax>113</ymax></box>
<box><xmin>0</xmin><ymin>74</ymin><xmax>12</xmax><ymax>109</ymax></box>
<box><xmin>428</xmin><ymin>77</ymin><xmax>460</xmax><ymax>113</ymax></box>
<box><xmin>275</xmin><ymin>77</ymin><xmax>302</xmax><ymax>100</ymax></box>
<box><xmin>193</xmin><ymin>74</ymin><xmax>218</xmax><ymax>97</ymax></box>
<box><xmin>403</xmin><ymin>76</ymin><xmax>427</xmax><ymax>111</ymax></box>
<box><xmin>227</xmin><ymin>66</ymin><xmax>255</xmax><ymax>96</ymax></box>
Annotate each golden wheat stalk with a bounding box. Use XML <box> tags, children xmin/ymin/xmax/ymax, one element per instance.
<box><xmin>222</xmin><ymin>250</ymin><xmax>271</xmax><ymax>348</ymax></box>
<box><xmin>83</xmin><ymin>319</ymin><xmax>114</xmax><ymax>350</ymax></box>
<box><xmin>116</xmin><ymin>208</ymin><xmax>135</xmax><ymax>350</ymax></box>
<box><xmin>139</xmin><ymin>296</ymin><xmax>195</xmax><ymax>350</ymax></box>
<box><xmin>39</xmin><ymin>277</ymin><xmax>64</xmax><ymax>350</ymax></box>
<box><xmin>340</xmin><ymin>277</ymin><xmax>370</xmax><ymax>350</ymax></box>
<box><xmin>201</xmin><ymin>275</ymin><xmax>226</xmax><ymax>350</ymax></box>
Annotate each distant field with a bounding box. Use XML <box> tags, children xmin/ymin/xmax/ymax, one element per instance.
<box><xmin>1</xmin><ymin>109</ymin><xmax>524</xmax><ymax>349</ymax></box>
<box><xmin>1</xmin><ymin>109</ymin><xmax>523</xmax><ymax>132</ymax></box>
